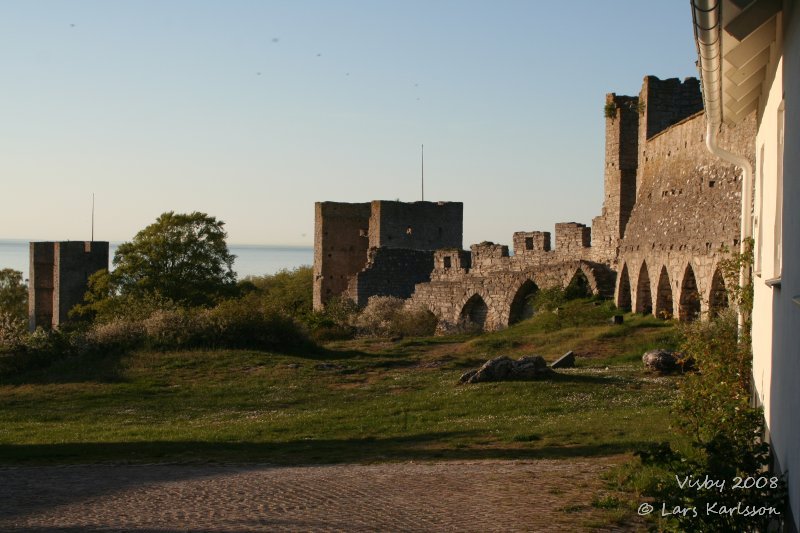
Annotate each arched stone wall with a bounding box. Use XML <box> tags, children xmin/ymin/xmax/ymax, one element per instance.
<box><xmin>616</xmin><ymin>263</ymin><xmax>632</xmax><ymax>311</ymax></box>
<box><xmin>508</xmin><ymin>279</ymin><xmax>540</xmax><ymax>325</ymax></box>
<box><xmin>458</xmin><ymin>293</ymin><xmax>489</xmax><ymax>331</ymax></box>
<box><xmin>708</xmin><ymin>266</ymin><xmax>729</xmax><ymax>317</ymax></box>
<box><xmin>655</xmin><ymin>266</ymin><xmax>674</xmax><ymax>319</ymax></box>
<box><xmin>679</xmin><ymin>264</ymin><xmax>701</xmax><ymax>321</ymax></box>
<box><xmin>635</xmin><ymin>261</ymin><xmax>653</xmax><ymax>314</ymax></box>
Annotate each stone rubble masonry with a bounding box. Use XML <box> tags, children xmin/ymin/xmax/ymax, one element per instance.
<box><xmin>512</xmin><ymin>231</ymin><xmax>550</xmax><ymax>255</ymax></box>
<box><xmin>367</xmin><ymin>200</ymin><xmax>462</xmax><ymax>250</ymax></box>
<box><xmin>314</xmin><ymin>75</ymin><xmax>755</xmax><ymax>330</ymax></box>
<box><xmin>29</xmin><ymin>241</ymin><xmax>109</xmax><ymax>330</ymax></box>
<box><xmin>591</xmin><ymin>93</ymin><xmax>639</xmax><ymax>262</ymax></box>
<box><xmin>313</xmin><ymin>200</ymin><xmax>463</xmax><ymax>310</ymax></box>
<box><xmin>313</xmin><ymin>202</ymin><xmax>371</xmax><ymax>310</ymax></box>
<box><xmin>345</xmin><ymin>248</ymin><xmax>435</xmax><ymax>307</ymax></box>
<box><xmin>637</xmin><ymin>76</ymin><xmax>704</xmax><ymax>193</ymax></box>
<box><xmin>618</xmin><ymin>104</ymin><xmax>755</xmax><ymax>319</ymax></box>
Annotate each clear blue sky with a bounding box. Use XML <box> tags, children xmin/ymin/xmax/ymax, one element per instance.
<box><xmin>0</xmin><ymin>1</ymin><xmax>698</xmax><ymax>246</ymax></box>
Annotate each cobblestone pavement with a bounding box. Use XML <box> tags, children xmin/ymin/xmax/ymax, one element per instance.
<box><xmin>0</xmin><ymin>457</ymin><xmax>641</xmax><ymax>532</ymax></box>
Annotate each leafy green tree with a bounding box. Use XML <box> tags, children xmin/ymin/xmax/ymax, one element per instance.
<box><xmin>0</xmin><ymin>269</ymin><xmax>27</xmax><ymax>321</ymax></box>
<box><xmin>111</xmin><ymin>211</ymin><xmax>237</xmax><ymax>308</ymax></box>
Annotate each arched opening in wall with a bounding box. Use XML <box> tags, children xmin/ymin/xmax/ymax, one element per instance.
<box><xmin>565</xmin><ymin>269</ymin><xmax>592</xmax><ymax>300</ymax></box>
<box><xmin>635</xmin><ymin>262</ymin><xmax>652</xmax><ymax>314</ymax></box>
<box><xmin>508</xmin><ymin>279</ymin><xmax>539</xmax><ymax>325</ymax></box>
<box><xmin>655</xmin><ymin>267</ymin><xmax>674</xmax><ymax>320</ymax></box>
<box><xmin>459</xmin><ymin>294</ymin><xmax>488</xmax><ymax>332</ymax></box>
<box><xmin>617</xmin><ymin>264</ymin><xmax>632</xmax><ymax>311</ymax></box>
<box><xmin>679</xmin><ymin>265</ymin><xmax>701</xmax><ymax>322</ymax></box>
<box><xmin>708</xmin><ymin>267</ymin><xmax>728</xmax><ymax>317</ymax></box>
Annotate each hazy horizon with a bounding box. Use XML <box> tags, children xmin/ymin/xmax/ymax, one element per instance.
<box><xmin>1</xmin><ymin>1</ymin><xmax>699</xmax><ymax>247</ymax></box>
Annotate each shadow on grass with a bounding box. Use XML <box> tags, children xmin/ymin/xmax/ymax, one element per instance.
<box><xmin>0</xmin><ymin>350</ymin><xmax>130</xmax><ymax>386</ymax></box>
<box><xmin>547</xmin><ymin>372</ymin><xmax>634</xmax><ymax>385</ymax></box>
<box><xmin>0</xmin><ymin>341</ymin><xmax>383</xmax><ymax>386</ymax></box>
<box><xmin>0</xmin><ymin>432</ymin><xmax>653</xmax><ymax>467</ymax></box>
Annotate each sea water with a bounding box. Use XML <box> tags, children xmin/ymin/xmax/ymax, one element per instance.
<box><xmin>0</xmin><ymin>240</ymin><xmax>313</xmax><ymax>281</ymax></box>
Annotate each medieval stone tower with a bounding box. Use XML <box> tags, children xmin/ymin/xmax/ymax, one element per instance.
<box><xmin>590</xmin><ymin>93</ymin><xmax>639</xmax><ymax>261</ymax></box>
<box><xmin>29</xmin><ymin>241</ymin><xmax>109</xmax><ymax>330</ymax></box>
<box><xmin>313</xmin><ymin>200</ymin><xmax>462</xmax><ymax>309</ymax></box>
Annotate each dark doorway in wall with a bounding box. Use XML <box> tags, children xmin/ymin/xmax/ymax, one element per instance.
<box><xmin>655</xmin><ymin>266</ymin><xmax>674</xmax><ymax>319</ymax></box>
<box><xmin>459</xmin><ymin>294</ymin><xmax>488</xmax><ymax>331</ymax></box>
<box><xmin>509</xmin><ymin>279</ymin><xmax>539</xmax><ymax>325</ymax></box>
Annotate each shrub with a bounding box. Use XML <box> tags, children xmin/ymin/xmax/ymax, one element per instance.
<box><xmin>352</xmin><ymin>296</ymin><xmax>405</xmax><ymax>337</ymax></box>
<box><xmin>141</xmin><ymin>308</ymin><xmax>203</xmax><ymax>349</ymax></box>
<box><xmin>349</xmin><ymin>296</ymin><xmax>440</xmax><ymax>339</ymax></box>
<box><xmin>303</xmin><ymin>296</ymin><xmax>358</xmax><ymax>341</ymax></box>
<box><xmin>531</xmin><ymin>286</ymin><xmax>566</xmax><ymax>312</ymax></box>
<box><xmin>0</xmin><ymin>327</ymin><xmax>84</xmax><ymax>377</ymax></box>
<box><xmin>389</xmin><ymin>306</ymin><xmax>439</xmax><ymax>337</ymax></box>
<box><xmin>207</xmin><ymin>297</ymin><xmax>311</xmax><ymax>351</ymax></box>
<box><xmin>82</xmin><ymin>295</ymin><xmax>313</xmax><ymax>354</ymax></box>
<box><xmin>0</xmin><ymin>311</ymin><xmax>27</xmax><ymax>350</ymax></box>
<box><xmin>86</xmin><ymin>318</ymin><xmax>146</xmax><ymax>352</ymax></box>
<box><xmin>244</xmin><ymin>266</ymin><xmax>313</xmax><ymax>321</ymax></box>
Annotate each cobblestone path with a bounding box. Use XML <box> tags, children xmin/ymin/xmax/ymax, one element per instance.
<box><xmin>0</xmin><ymin>457</ymin><xmax>641</xmax><ymax>532</ymax></box>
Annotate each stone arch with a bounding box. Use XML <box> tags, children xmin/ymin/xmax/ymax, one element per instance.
<box><xmin>635</xmin><ymin>261</ymin><xmax>652</xmax><ymax>314</ymax></box>
<box><xmin>508</xmin><ymin>278</ymin><xmax>540</xmax><ymax>325</ymax></box>
<box><xmin>559</xmin><ymin>262</ymin><xmax>604</xmax><ymax>296</ymax></box>
<box><xmin>655</xmin><ymin>266</ymin><xmax>674</xmax><ymax>319</ymax></box>
<box><xmin>679</xmin><ymin>264</ymin><xmax>701</xmax><ymax>321</ymax></box>
<box><xmin>564</xmin><ymin>268</ymin><xmax>593</xmax><ymax>299</ymax></box>
<box><xmin>458</xmin><ymin>293</ymin><xmax>489</xmax><ymax>331</ymax></box>
<box><xmin>708</xmin><ymin>267</ymin><xmax>728</xmax><ymax>317</ymax></box>
<box><xmin>616</xmin><ymin>263</ymin><xmax>632</xmax><ymax>311</ymax></box>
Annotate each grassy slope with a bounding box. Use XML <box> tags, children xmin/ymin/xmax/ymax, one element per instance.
<box><xmin>0</xmin><ymin>300</ymin><xmax>684</xmax><ymax>465</ymax></box>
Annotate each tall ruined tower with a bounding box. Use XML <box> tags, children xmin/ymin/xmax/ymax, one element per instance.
<box><xmin>313</xmin><ymin>200</ymin><xmax>463</xmax><ymax>310</ymax></box>
<box><xmin>591</xmin><ymin>93</ymin><xmax>640</xmax><ymax>262</ymax></box>
<box><xmin>312</xmin><ymin>202</ymin><xmax>372</xmax><ymax>310</ymax></box>
<box><xmin>29</xmin><ymin>241</ymin><xmax>109</xmax><ymax>330</ymax></box>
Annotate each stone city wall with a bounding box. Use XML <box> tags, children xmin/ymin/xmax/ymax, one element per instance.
<box><xmin>314</xmin><ymin>75</ymin><xmax>755</xmax><ymax>329</ymax></box>
<box><xmin>616</xmin><ymin>108</ymin><xmax>755</xmax><ymax>319</ymax></box>
<box><xmin>345</xmin><ymin>248</ymin><xmax>435</xmax><ymax>307</ymax></box>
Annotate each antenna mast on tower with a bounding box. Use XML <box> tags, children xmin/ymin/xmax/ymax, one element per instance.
<box><xmin>91</xmin><ymin>193</ymin><xmax>95</xmax><ymax>242</ymax></box>
<box><xmin>421</xmin><ymin>144</ymin><xmax>424</xmax><ymax>201</ymax></box>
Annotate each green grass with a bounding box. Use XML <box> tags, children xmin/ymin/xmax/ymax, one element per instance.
<box><xmin>0</xmin><ymin>301</ymin><xmax>684</xmax><ymax>465</ymax></box>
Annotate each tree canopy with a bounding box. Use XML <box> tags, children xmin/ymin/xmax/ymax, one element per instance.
<box><xmin>0</xmin><ymin>269</ymin><xmax>27</xmax><ymax>321</ymax></box>
<box><xmin>111</xmin><ymin>211</ymin><xmax>237</xmax><ymax>307</ymax></box>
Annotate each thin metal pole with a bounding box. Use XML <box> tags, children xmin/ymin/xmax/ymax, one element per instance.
<box><xmin>91</xmin><ymin>193</ymin><xmax>95</xmax><ymax>242</ymax></box>
<box><xmin>421</xmin><ymin>144</ymin><xmax>424</xmax><ymax>201</ymax></box>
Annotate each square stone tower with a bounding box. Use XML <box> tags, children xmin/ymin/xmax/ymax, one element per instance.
<box><xmin>313</xmin><ymin>200</ymin><xmax>463</xmax><ymax>309</ymax></box>
<box><xmin>29</xmin><ymin>241</ymin><xmax>109</xmax><ymax>330</ymax></box>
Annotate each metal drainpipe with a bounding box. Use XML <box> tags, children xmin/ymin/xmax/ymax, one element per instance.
<box><xmin>692</xmin><ymin>0</ymin><xmax>754</xmax><ymax>332</ymax></box>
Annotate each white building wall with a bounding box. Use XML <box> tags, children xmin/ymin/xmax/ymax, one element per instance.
<box><xmin>752</xmin><ymin>3</ymin><xmax>800</xmax><ymax>530</ymax></box>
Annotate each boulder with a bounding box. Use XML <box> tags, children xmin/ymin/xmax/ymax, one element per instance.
<box><xmin>551</xmin><ymin>350</ymin><xmax>575</xmax><ymax>369</ymax></box>
<box><xmin>460</xmin><ymin>355</ymin><xmax>553</xmax><ymax>384</ymax></box>
<box><xmin>642</xmin><ymin>349</ymin><xmax>694</xmax><ymax>373</ymax></box>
